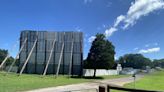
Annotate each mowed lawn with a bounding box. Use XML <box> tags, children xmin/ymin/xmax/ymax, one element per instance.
<box><xmin>0</xmin><ymin>72</ymin><xmax>128</xmax><ymax>92</ymax></box>
<box><xmin>125</xmin><ymin>70</ymin><xmax>164</xmax><ymax>91</ymax></box>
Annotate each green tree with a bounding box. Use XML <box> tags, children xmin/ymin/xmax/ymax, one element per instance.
<box><xmin>85</xmin><ymin>33</ymin><xmax>115</xmax><ymax>77</ymax></box>
<box><xmin>0</xmin><ymin>49</ymin><xmax>15</xmax><ymax>68</ymax></box>
<box><xmin>118</xmin><ymin>54</ymin><xmax>152</xmax><ymax>69</ymax></box>
<box><xmin>152</xmin><ymin>59</ymin><xmax>164</xmax><ymax>68</ymax></box>
<box><xmin>0</xmin><ymin>49</ymin><xmax>8</xmax><ymax>64</ymax></box>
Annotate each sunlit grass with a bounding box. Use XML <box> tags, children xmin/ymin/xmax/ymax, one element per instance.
<box><xmin>0</xmin><ymin>72</ymin><xmax>129</xmax><ymax>92</ymax></box>
<box><xmin>125</xmin><ymin>70</ymin><xmax>164</xmax><ymax>91</ymax></box>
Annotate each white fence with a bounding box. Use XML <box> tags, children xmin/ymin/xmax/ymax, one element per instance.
<box><xmin>83</xmin><ymin>69</ymin><xmax>119</xmax><ymax>76</ymax></box>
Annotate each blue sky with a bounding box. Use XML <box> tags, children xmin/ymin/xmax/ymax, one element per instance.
<box><xmin>0</xmin><ymin>0</ymin><xmax>164</xmax><ymax>60</ymax></box>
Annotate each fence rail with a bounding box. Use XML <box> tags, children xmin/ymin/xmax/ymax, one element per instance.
<box><xmin>99</xmin><ymin>85</ymin><xmax>161</xmax><ymax>92</ymax></box>
<box><xmin>64</xmin><ymin>88</ymin><xmax>98</xmax><ymax>92</ymax></box>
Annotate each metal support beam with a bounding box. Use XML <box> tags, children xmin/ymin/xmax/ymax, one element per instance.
<box><xmin>6</xmin><ymin>38</ymin><xmax>27</xmax><ymax>74</ymax></box>
<box><xmin>68</xmin><ymin>39</ymin><xmax>74</xmax><ymax>77</ymax></box>
<box><xmin>55</xmin><ymin>42</ymin><xmax>64</xmax><ymax>78</ymax></box>
<box><xmin>19</xmin><ymin>37</ymin><xmax>38</xmax><ymax>75</ymax></box>
<box><xmin>43</xmin><ymin>39</ymin><xmax>56</xmax><ymax>76</ymax></box>
<box><xmin>0</xmin><ymin>40</ymin><xmax>19</xmax><ymax>70</ymax></box>
<box><xmin>0</xmin><ymin>54</ymin><xmax>10</xmax><ymax>69</ymax></box>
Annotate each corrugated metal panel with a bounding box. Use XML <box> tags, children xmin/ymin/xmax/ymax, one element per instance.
<box><xmin>36</xmin><ymin>64</ymin><xmax>45</xmax><ymax>74</ymax></box>
<box><xmin>73</xmin><ymin>53</ymin><xmax>81</xmax><ymax>65</ymax></box>
<box><xmin>18</xmin><ymin>63</ymin><xmax>25</xmax><ymax>73</ymax></box>
<box><xmin>28</xmin><ymin>53</ymin><xmax>36</xmax><ymax>63</ymax></box>
<box><xmin>19</xmin><ymin>51</ymin><xmax>26</xmax><ymax>63</ymax></box>
<box><xmin>45</xmin><ymin>52</ymin><xmax>54</xmax><ymax>64</ymax></box>
<box><xmin>64</xmin><ymin>42</ymin><xmax>72</xmax><ymax>53</ymax></box>
<box><xmin>20</xmin><ymin>40</ymin><xmax>27</xmax><ymax>52</ymax></box>
<box><xmin>47</xmin><ymin>64</ymin><xmax>54</xmax><ymax>74</ymax></box>
<box><xmin>27</xmin><ymin>63</ymin><xmax>35</xmax><ymax>73</ymax></box>
<box><xmin>38</xmin><ymin>31</ymin><xmax>46</xmax><ymax>40</ymax></box>
<box><xmin>55</xmin><ymin>42</ymin><xmax>63</xmax><ymax>53</ymax></box>
<box><xmin>21</xmin><ymin>31</ymin><xmax>28</xmax><ymax>41</ymax></box>
<box><xmin>73</xmin><ymin>32</ymin><xmax>82</xmax><ymax>42</ymax></box>
<box><xmin>28</xmin><ymin>41</ymin><xmax>37</xmax><ymax>53</ymax></box>
<box><xmin>54</xmin><ymin>52</ymin><xmax>64</xmax><ymax>74</ymax></box>
<box><xmin>64</xmin><ymin>53</ymin><xmax>71</xmax><ymax>65</ymax></box>
<box><xmin>54</xmin><ymin>53</ymin><xmax>63</xmax><ymax>65</ymax></box>
<box><xmin>72</xmin><ymin>65</ymin><xmax>81</xmax><ymax>75</ymax></box>
<box><xmin>63</xmin><ymin>65</ymin><xmax>69</xmax><ymax>74</ymax></box>
<box><xmin>37</xmin><ymin>41</ymin><xmax>46</xmax><ymax>52</ymax></box>
<box><xmin>80</xmin><ymin>33</ymin><xmax>83</xmax><ymax>54</ymax></box>
<box><xmin>19</xmin><ymin>31</ymin><xmax>83</xmax><ymax>75</ymax></box>
<box><xmin>37</xmin><ymin>52</ymin><xmax>45</xmax><ymax>64</ymax></box>
<box><xmin>28</xmin><ymin>31</ymin><xmax>37</xmax><ymax>42</ymax></box>
<box><xmin>63</xmin><ymin>53</ymin><xmax>71</xmax><ymax>74</ymax></box>
<box><xmin>64</xmin><ymin>32</ymin><xmax>73</xmax><ymax>42</ymax></box>
<box><xmin>27</xmin><ymin>52</ymin><xmax>36</xmax><ymax>73</ymax></box>
<box><xmin>57</xmin><ymin>32</ymin><xmax>64</xmax><ymax>42</ymax></box>
<box><xmin>73</xmin><ymin>42</ymin><xmax>81</xmax><ymax>53</ymax></box>
<box><xmin>46</xmin><ymin>40</ymin><xmax>55</xmax><ymax>52</ymax></box>
<box><xmin>47</xmin><ymin>32</ymin><xmax>57</xmax><ymax>40</ymax></box>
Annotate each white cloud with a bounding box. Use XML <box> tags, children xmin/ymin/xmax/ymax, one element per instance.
<box><xmin>104</xmin><ymin>15</ymin><xmax>124</xmax><ymax>38</ymax></box>
<box><xmin>123</xmin><ymin>0</ymin><xmax>164</xmax><ymax>29</ymax></box>
<box><xmin>88</xmin><ymin>36</ymin><xmax>96</xmax><ymax>43</ymax></box>
<box><xmin>145</xmin><ymin>43</ymin><xmax>158</xmax><ymax>47</ymax></box>
<box><xmin>138</xmin><ymin>47</ymin><xmax>160</xmax><ymax>54</ymax></box>
<box><xmin>114</xmin><ymin>15</ymin><xmax>125</xmax><ymax>27</ymax></box>
<box><xmin>104</xmin><ymin>27</ymin><xmax>117</xmax><ymax>37</ymax></box>
<box><xmin>104</xmin><ymin>0</ymin><xmax>164</xmax><ymax>37</ymax></box>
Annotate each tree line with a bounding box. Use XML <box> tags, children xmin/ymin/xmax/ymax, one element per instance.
<box><xmin>116</xmin><ymin>53</ymin><xmax>164</xmax><ymax>69</ymax></box>
<box><xmin>0</xmin><ymin>49</ymin><xmax>17</xmax><ymax>67</ymax></box>
<box><xmin>84</xmin><ymin>33</ymin><xmax>164</xmax><ymax>77</ymax></box>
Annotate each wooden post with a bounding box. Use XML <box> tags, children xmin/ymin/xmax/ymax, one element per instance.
<box><xmin>55</xmin><ymin>42</ymin><xmax>64</xmax><ymax>78</ymax></box>
<box><xmin>99</xmin><ymin>86</ymin><xmax>106</xmax><ymax>92</ymax></box>
<box><xmin>43</xmin><ymin>39</ymin><xmax>56</xmax><ymax>76</ymax></box>
<box><xmin>19</xmin><ymin>34</ymin><xmax>38</xmax><ymax>75</ymax></box>
<box><xmin>0</xmin><ymin>40</ymin><xmax>19</xmax><ymax>69</ymax></box>
<box><xmin>107</xmin><ymin>85</ymin><xmax>110</xmax><ymax>92</ymax></box>
<box><xmin>7</xmin><ymin>38</ymin><xmax>27</xmax><ymax>74</ymax></box>
<box><xmin>106</xmin><ymin>85</ymin><xmax>159</xmax><ymax>92</ymax></box>
<box><xmin>0</xmin><ymin>55</ymin><xmax>10</xmax><ymax>69</ymax></box>
<box><xmin>68</xmin><ymin>39</ymin><xmax>74</xmax><ymax>77</ymax></box>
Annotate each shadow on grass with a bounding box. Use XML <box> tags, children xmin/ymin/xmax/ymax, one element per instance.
<box><xmin>71</xmin><ymin>76</ymin><xmax>104</xmax><ymax>79</ymax></box>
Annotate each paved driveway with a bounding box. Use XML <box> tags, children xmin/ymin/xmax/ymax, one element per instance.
<box><xmin>26</xmin><ymin>75</ymin><xmax>144</xmax><ymax>92</ymax></box>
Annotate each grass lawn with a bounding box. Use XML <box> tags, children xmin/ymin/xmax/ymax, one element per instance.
<box><xmin>0</xmin><ymin>72</ymin><xmax>129</xmax><ymax>92</ymax></box>
<box><xmin>124</xmin><ymin>70</ymin><xmax>164</xmax><ymax>91</ymax></box>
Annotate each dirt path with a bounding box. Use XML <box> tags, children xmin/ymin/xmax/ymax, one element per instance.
<box><xmin>26</xmin><ymin>75</ymin><xmax>144</xmax><ymax>92</ymax></box>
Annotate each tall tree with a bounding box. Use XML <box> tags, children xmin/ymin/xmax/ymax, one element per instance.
<box><xmin>118</xmin><ymin>54</ymin><xmax>152</xmax><ymax>69</ymax></box>
<box><xmin>85</xmin><ymin>33</ymin><xmax>115</xmax><ymax>77</ymax></box>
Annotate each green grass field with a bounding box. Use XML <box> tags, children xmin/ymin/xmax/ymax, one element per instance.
<box><xmin>124</xmin><ymin>70</ymin><xmax>164</xmax><ymax>91</ymax></box>
<box><xmin>0</xmin><ymin>72</ymin><xmax>128</xmax><ymax>92</ymax></box>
